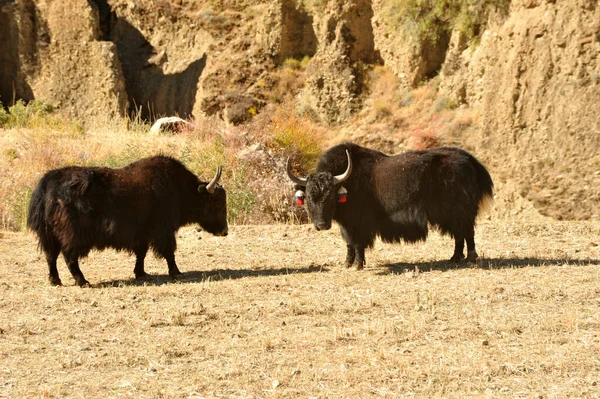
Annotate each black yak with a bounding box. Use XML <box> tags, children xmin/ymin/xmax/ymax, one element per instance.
<box><xmin>287</xmin><ymin>143</ymin><xmax>493</xmax><ymax>269</ymax></box>
<box><xmin>27</xmin><ymin>156</ymin><xmax>228</xmax><ymax>286</ymax></box>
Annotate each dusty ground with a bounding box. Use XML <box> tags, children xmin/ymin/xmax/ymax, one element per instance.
<box><xmin>1</xmin><ymin>221</ymin><xmax>600</xmax><ymax>398</ymax></box>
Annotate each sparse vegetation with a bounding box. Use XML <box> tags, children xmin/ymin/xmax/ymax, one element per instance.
<box><xmin>383</xmin><ymin>0</ymin><xmax>511</xmax><ymax>43</ymax></box>
<box><xmin>0</xmin><ymin>99</ymin><xmax>83</xmax><ymax>134</ymax></box>
<box><xmin>0</xmin><ymin>103</ymin><xmax>325</xmax><ymax>231</ymax></box>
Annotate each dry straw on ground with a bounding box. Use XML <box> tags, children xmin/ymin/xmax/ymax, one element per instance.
<box><xmin>1</xmin><ymin>220</ymin><xmax>599</xmax><ymax>398</ymax></box>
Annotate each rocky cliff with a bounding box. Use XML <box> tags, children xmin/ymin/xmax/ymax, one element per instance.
<box><xmin>1</xmin><ymin>0</ymin><xmax>598</xmax><ymax>220</ymax></box>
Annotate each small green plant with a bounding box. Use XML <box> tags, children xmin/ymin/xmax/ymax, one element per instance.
<box><xmin>283</xmin><ymin>58</ymin><xmax>302</xmax><ymax>70</ymax></box>
<box><xmin>374</xmin><ymin>101</ymin><xmax>392</xmax><ymax>119</ymax></box>
<box><xmin>433</xmin><ymin>96</ymin><xmax>458</xmax><ymax>112</ymax></box>
<box><xmin>4</xmin><ymin>148</ymin><xmax>18</xmax><ymax>161</ymax></box>
<box><xmin>0</xmin><ymin>104</ymin><xmax>9</xmax><ymax>126</ymax></box>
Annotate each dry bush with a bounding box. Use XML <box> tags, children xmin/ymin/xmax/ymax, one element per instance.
<box><xmin>408</xmin><ymin>125</ymin><xmax>439</xmax><ymax>150</ymax></box>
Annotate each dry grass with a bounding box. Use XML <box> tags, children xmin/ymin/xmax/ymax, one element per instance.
<box><xmin>1</xmin><ymin>220</ymin><xmax>599</xmax><ymax>398</ymax></box>
<box><xmin>0</xmin><ymin>106</ymin><xmax>326</xmax><ymax>230</ymax></box>
<box><xmin>346</xmin><ymin>68</ymin><xmax>480</xmax><ymax>154</ymax></box>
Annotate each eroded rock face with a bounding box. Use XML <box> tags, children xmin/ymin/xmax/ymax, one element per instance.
<box><xmin>0</xmin><ymin>0</ymin><xmax>128</xmax><ymax>122</ymax></box>
<box><xmin>298</xmin><ymin>0</ymin><xmax>381</xmax><ymax>124</ymax></box>
<box><xmin>0</xmin><ymin>0</ymin><xmax>41</xmax><ymax>106</ymax></box>
<box><xmin>439</xmin><ymin>0</ymin><xmax>600</xmax><ymax>220</ymax></box>
<box><xmin>371</xmin><ymin>0</ymin><xmax>450</xmax><ymax>87</ymax></box>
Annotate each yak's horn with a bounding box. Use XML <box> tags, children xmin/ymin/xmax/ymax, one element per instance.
<box><xmin>333</xmin><ymin>150</ymin><xmax>352</xmax><ymax>184</ymax></box>
<box><xmin>206</xmin><ymin>166</ymin><xmax>222</xmax><ymax>194</ymax></box>
<box><xmin>286</xmin><ymin>157</ymin><xmax>307</xmax><ymax>186</ymax></box>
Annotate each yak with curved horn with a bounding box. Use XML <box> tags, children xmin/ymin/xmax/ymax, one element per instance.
<box><xmin>287</xmin><ymin>143</ymin><xmax>493</xmax><ymax>269</ymax></box>
<box><xmin>27</xmin><ymin>156</ymin><xmax>228</xmax><ymax>286</ymax></box>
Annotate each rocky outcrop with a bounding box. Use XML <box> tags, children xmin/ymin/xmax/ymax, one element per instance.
<box><xmin>0</xmin><ymin>0</ymin><xmax>127</xmax><ymax>123</ymax></box>
<box><xmin>1</xmin><ymin>0</ymin><xmax>598</xmax><ymax>219</ymax></box>
<box><xmin>439</xmin><ymin>0</ymin><xmax>600</xmax><ymax>220</ymax></box>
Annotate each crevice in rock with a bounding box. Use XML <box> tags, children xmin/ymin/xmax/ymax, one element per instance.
<box><xmin>342</xmin><ymin>0</ymin><xmax>382</xmax><ymax>65</ymax></box>
<box><xmin>0</xmin><ymin>0</ymin><xmax>36</xmax><ymax>107</ymax></box>
<box><xmin>420</xmin><ymin>32</ymin><xmax>451</xmax><ymax>81</ymax></box>
<box><xmin>278</xmin><ymin>0</ymin><xmax>317</xmax><ymax>62</ymax></box>
<box><xmin>89</xmin><ymin>0</ymin><xmax>206</xmax><ymax>121</ymax></box>
<box><xmin>88</xmin><ymin>0</ymin><xmax>112</xmax><ymax>41</ymax></box>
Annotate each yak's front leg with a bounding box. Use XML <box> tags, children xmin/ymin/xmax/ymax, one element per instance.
<box><xmin>154</xmin><ymin>233</ymin><xmax>183</xmax><ymax>279</ymax></box>
<box><xmin>465</xmin><ymin>227</ymin><xmax>478</xmax><ymax>263</ymax></box>
<box><xmin>341</xmin><ymin>226</ymin><xmax>366</xmax><ymax>270</ymax></box>
<box><xmin>354</xmin><ymin>246</ymin><xmax>366</xmax><ymax>270</ymax></box>
<box><xmin>344</xmin><ymin>244</ymin><xmax>356</xmax><ymax>268</ymax></box>
<box><xmin>133</xmin><ymin>244</ymin><xmax>150</xmax><ymax>280</ymax></box>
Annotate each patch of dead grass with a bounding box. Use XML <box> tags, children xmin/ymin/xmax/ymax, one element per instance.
<box><xmin>1</xmin><ymin>220</ymin><xmax>599</xmax><ymax>398</ymax></box>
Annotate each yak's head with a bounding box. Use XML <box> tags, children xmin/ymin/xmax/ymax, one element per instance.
<box><xmin>287</xmin><ymin>150</ymin><xmax>352</xmax><ymax>231</ymax></box>
<box><xmin>196</xmin><ymin>166</ymin><xmax>228</xmax><ymax>236</ymax></box>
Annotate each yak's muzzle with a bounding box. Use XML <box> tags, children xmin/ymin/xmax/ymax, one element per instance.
<box><xmin>314</xmin><ymin>222</ymin><xmax>331</xmax><ymax>231</ymax></box>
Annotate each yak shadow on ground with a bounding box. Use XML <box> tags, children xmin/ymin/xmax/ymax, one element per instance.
<box><xmin>378</xmin><ymin>257</ymin><xmax>600</xmax><ymax>275</ymax></box>
<box><xmin>97</xmin><ymin>264</ymin><xmax>330</xmax><ymax>287</ymax></box>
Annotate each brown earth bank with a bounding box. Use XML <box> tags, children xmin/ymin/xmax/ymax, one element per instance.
<box><xmin>1</xmin><ymin>0</ymin><xmax>599</xmax><ymax>222</ymax></box>
<box><xmin>1</xmin><ymin>221</ymin><xmax>600</xmax><ymax>398</ymax></box>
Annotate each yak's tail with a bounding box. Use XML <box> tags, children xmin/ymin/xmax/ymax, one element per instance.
<box><xmin>27</xmin><ymin>173</ymin><xmax>59</xmax><ymax>255</ymax></box>
<box><xmin>471</xmin><ymin>156</ymin><xmax>494</xmax><ymax>214</ymax></box>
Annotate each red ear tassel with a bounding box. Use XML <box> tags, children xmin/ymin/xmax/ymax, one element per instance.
<box><xmin>337</xmin><ymin>186</ymin><xmax>347</xmax><ymax>203</ymax></box>
<box><xmin>295</xmin><ymin>190</ymin><xmax>305</xmax><ymax>206</ymax></box>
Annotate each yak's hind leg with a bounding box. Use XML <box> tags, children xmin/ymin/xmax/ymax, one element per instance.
<box><xmin>465</xmin><ymin>227</ymin><xmax>478</xmax><ymax>263</ymax></box>
<box><xmin>44</xmin><ymin>242</ymin><xmax>62</xmax><ymax>286</ymax></box>
<box><xmin>63</xmin><ymin>251</ymin><xmax>90</xmax><ymax>287</ymax></box>
<box><xmin>450</xmin><ymin>234</ymin><xmax>465</xmax><ymax>263</ymax></box>
<box><xmin>449</xmin><ymin>225</ymin><xmax>478</xmax><ymax>263</ymax></box>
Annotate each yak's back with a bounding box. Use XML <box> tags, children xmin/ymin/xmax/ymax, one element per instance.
<box><xmin>317</xmin><ymin>143</ymin><xmax>386</xmax><ymax>192</ymax></box>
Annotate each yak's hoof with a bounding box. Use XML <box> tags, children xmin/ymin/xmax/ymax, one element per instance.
<box><xmin>169</xmin><ymin>271</ymin><xmax>183</xmax><ymax>280</ymax></box>
<box><xmin>344</xmin><ymin>262</ymin><xmax>353</xmax><ymax>268</ymax></box>
<box><xmin>49</xmin><ymin>276</ymin><xmax>62</xmax><ymax>286</ymax></box>
<box><xmin>449</xmin><ymin>254</ymin><xmax>465</xmax><ymax>263</ymax></box>
<box><xmin>354</xmin><ymin>260</ymin><xmax>365</xmax><ymax>270</ymax></box>
<box><xmin>77</xmin><ymin>279</ymin><xmax>92</xmax><ymax>287</ymax></box>
<box><xmin>466</xmin><ymin>250</ymin><xmax>478</xmax><ymax>263</ymax></box>
<box><xmin>135</xmin><ymin>272</ymin><xmax>151</xmax><ymax>280</ymax></box>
